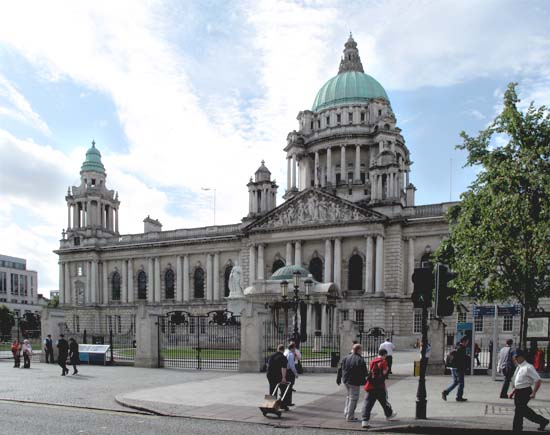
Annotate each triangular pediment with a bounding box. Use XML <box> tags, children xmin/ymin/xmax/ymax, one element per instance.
<box><xmin>246</xmin><ymin>188</ymin><xmax>387</xmax><ymax>232</ymax></box>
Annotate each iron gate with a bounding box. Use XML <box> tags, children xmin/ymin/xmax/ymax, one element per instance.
<box><xmin>358</xmin><ymin>327</ymin><xmax>387</xmax><ymax>365</ymax></box>
<box><xmin>159</xmin><ymin>310</ymin><xmax>240</xmax><ymax>370</ymax></box>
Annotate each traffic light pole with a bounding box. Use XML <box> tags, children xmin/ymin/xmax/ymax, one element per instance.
<box><xmin>416</xmin><ymin>305</ymin><xmax>428</xmax><ymax>419</ymax></box>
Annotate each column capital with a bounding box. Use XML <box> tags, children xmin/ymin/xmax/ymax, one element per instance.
<box><xmin>403</xmin><ymin>236</ymin><xmax>416</xmax><ymax>242</ymax></box>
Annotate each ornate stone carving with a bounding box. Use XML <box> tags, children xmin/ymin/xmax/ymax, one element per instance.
<box><xmin>228</xmin><ymin>265</ymin><xmax>243</xmax><ymax>298</ymax></box>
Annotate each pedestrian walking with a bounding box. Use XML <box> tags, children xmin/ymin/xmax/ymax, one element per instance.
<box><xmin>442</xmin><ymin>336</ymin><xmax>469</xmax><ymax>402</ymax></box>
<box><xmin>11</xmin><ymin>339</ymin><xmax>21</xmax><ymax>368</ymax></box>
<box><xmin>43</xmin><ymin>334</ymin><xmax>54</xmax><ymax>363</ymax></box>
<box><xmin>21</xmin><ymin>339</ymin><xmax>32</xmax><ymax>368</ymax></box>
<box><xmin>474</xmin><ymin>342</ymin><xmax>481</xmax><ymax>367</ymax></box>
<box><xmin>340</xmin><ymin>343</ymin><xmax>368</xmax><ymax>422</ymax></box>
<box><xmin>498</xmin><ymin>339</ymin><xmax>515</xmax><ymax>399</ymax></box>
<box><xmin>266</xmin><ymin>344</ymin><xmax>289</xmax><ymax>411</ymax></box>
<box><xmin>509</xmin><ymin>349</ymin><xmax>549</xmax><ymax>432</ymax></box>
<box><xmin>361</xmin><ymin>349</ymin><xmax>397</xmax><ymax>429</ymax></box>
<box><xmin>57</xmin><ymin>334</ymin><xmax>69</xmax><ymax>376</ymax></box>
<box><xmin>69</xmin><ymin>338</ymin><xmax>80</xmax><ymax>375</ymax></box>
<box><xmin>379</xmin><ymin>337</ymin><xmax>396</xmax><ymax>376</ymax></box>
<box><xmin>284</xmin><ymin>343</ymin><xmax>299</xmax><ymax>407</ymax></box>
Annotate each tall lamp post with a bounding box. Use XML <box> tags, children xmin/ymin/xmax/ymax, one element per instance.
<box><xmin>269</xmin><ymin>271</ymin><xmax>313</xmax><ymax>348</ymax></box>
<box><xmin>201</xmin><ymin>187</ymin><xmax>216</xmax><ymax>225</ymax></box>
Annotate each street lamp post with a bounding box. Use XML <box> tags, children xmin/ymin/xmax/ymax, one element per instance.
<box><xmin>15</xmin><ymin>312</ymin><xmax>20</xmax><ymax>342</ymax></box>
<box><xmin>268</xmin><ymin>271</ymin><xmax>313</xmax><ymax>348</ymax></box>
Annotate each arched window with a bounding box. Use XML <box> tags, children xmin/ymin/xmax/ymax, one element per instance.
<box><xmin>112</xmin><ymin>272</ymin><xmax>121</xmax><ymax>301</ymax></box>
<box><xmin>194</xmin><ymin>267</ymin><xmax>205</xmax><ymax>299</ymax></box>
<box><xmin>309</xmin><ymin>257</ymin><xmax>323</xmax><ymax>282</ymax></box>
<box><xmin>137</xmin><ymin>271</ymin><xmax>147</xmax><ymax>300</ymax></box>
<box><xmin>165</xmin><ymin>269</ymin><xmax>174</xmax><ymax>299</ymax></box>
<box><xmin>348</xmin><ymin>254</ymin><xmax>363</xmax><ymax>291</ymax></box>
<box><xmin>272</xmin><ymin>259</ymin><xmax>285</xmax><ymax>274</ymax></box>
<box><xmin>224</xmin><ymin>265</ymin><xmax>233</xmax><ymax>297</ymax></box>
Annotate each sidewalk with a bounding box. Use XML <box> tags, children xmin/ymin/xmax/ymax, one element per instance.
<box><xmin>116</xmin><ymin>352</ymin><xmax>550</xmax><ymax>433</ymax></box>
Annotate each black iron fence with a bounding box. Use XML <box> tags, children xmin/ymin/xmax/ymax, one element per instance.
<box><xmin>0</xmin><ymin>329</ymin><xmax>42</xmax><ymax>362</ymax></box>
<box><xmin>159</xmin><ymin>310</ymin><xmax>241</xmax><ymax>371</ymax></box>
<box><xmin>358</xmin><ymin>328</ymin><xmax>386</xmax><ymax>366</ymax></box>
<box><xmin>263</xmin><ymin>321</ymin><xmax>340</xmax><ymax>370</ymax></box>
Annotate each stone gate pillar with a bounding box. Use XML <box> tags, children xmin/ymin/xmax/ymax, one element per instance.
<box><xmin>339</xmin><ymin>319</ymin><xmax>360</xmax><ymax>361</ymax></box>
<box><xmin>135</xmin><ymin>303</ymin><xmax>161</xmax><ymax>368</ymax></box>
<box><xmin>426</xmin><ymin>318</ymin><xmax>446</xmax><ymax>375</ymax></box>
<box><xmin>239</xmin><ymin>306</ymin><xmax>267</xmax><ymax>373</ymax></box>
<box><xmin>40</xmin><ymin>307</ymin><xmax>66</xmax><ymax>363</ymax></box>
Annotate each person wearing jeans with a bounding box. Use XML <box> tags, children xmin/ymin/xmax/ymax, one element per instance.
<box><xmin>442</xmin><ymin>337</ymin><xmax>469</xmax><ymax>402</ymax></box>
<box><xmin>339</xmin><ymin>343</ymin><xmax>368</xmax><ymax>422</ymax></box>
<box><xmin>498</xmin><ymin>339</ymin><xmax>515</xmax><ymax>399</ymax></box>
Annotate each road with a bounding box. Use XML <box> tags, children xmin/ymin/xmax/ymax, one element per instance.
<box><xmin>0</xmin><ymin>400</ymin><xmax>378</xmax><ymax>435</ymax></box>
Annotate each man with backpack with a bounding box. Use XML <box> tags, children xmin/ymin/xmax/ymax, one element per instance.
<box><xmin>361</xmin><ymin>348</ymin><xmax>397</xmax><ymax>429</ymax></box>
<box><xmin>498</xmin><ymin>339</ymin><xmax>515</xmax><ymax>399</ymax></box>
<box><xmin>442</xmin><ymin>336</ymin><xmax>469</xmax><ymax>402</ymax></box>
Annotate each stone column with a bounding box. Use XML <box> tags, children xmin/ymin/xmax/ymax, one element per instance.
<box><xmin>154</xmin><ymin>257</ymin><xmax>161</xmax><ymax>302</ymax></box>
<box><xmin>375</xmin><ymin>235</ymin><xmax>384</xmax><ymax>294</ymax></box>
<box><xmin>102</xmin><ymin>261</ymin><xmax>109</xmax><ymax>304</ymax></box>
<box><xmin>115</xmin><ymin>208</ymin><xmax>119</xmax><ymax>233</ymax></box>
<box><xmin>176</xmin><ymin>255</ymin><xmax>183</xmax><ymax>302</ymax></box>
<box><xmin>389</xmin><ymin>172</ymin><xmax>394</xmax><ymax>199</ymax></box>
<box><xmin>239</xmin><ymin>309</ymin><xmax>265</xmax><ymax>372</ymax></box>
<box><xmin>97</xmin><ymin>201</ymin><xmax>102</xmax><ymax>229</ymax></box>
<box><xmin>257</xmin><ymin>244</ymin><xmax>265</xmax><ymax>280</ymax></box>
<box><xmin>324</xmin><ymin>239</ymin><xmax>332</xmax><ymax>282</ymax></box>
<box><xmin>127</xmin><ymin>259</ymin><xmax>134</xmax><ymax>303</ymax></box>
<box><xmin>340</xmin><ymin>145</ymin><xmax>346</xmax><ymax>184</ymax></box>
<box><xmin>73</xmin><ymin>203</ymin><xmax>78</xmax><ymax>228</ymax></box>
<box><xmin>291</xmin><ymin>155</ymin><xmax>297</xmax><ymax>189</ymax></box>
<box><xmin>59</xmin><ymin>263</ymin><xmax>65</xmax><ymax>305</ymax></box>
<box><xmin>122</xmin><ymin>260</ymin><xmax>128</xmax><ymax>303</ymax></box>
<box><xmin>147</xmin><ymin>258</ymin><xmax>154</xmax><ymax>303</ymax></box>
<box><xmin>287</xmin><ymin>157</ymin><xmax>291</xmax><ymax>191</ymax></box>
<box><xmin>314</xmin><ymin>151</ymin><xmax>319</xmax><ymax>187</ymax></box>
<box><xmin>321</xmin><ymin>304</ymin><xmax>328</xmax><ymax>334</ymax></box>
<box><xmin>365</xmin><ymin>236</ymin><xmax>374</xmax><ymax>293</ymax></box>
<box><xmin>339</xmin><ymin>320</ymin><xmax>360</xmax><ymax>358</ymax></box>
<box><xmin>64</xmin><ymin>262</ymin><xmax>71</xmax><ymax>305</ymax></box>
<box><xmin>87</xmin><ymin>200</ymin><xmax>92</xmax><ymax>226</ymax></box>
<box><xmin>249</xmin><ymin>245</ymin><xmax>256</xmax><ymax>284</ymax></box>
<box><xmin>307</xmin><ymin>303</ymin><xmax>314</xmax><ymax>341</ymax></box>
<box><xmin>91</xmin><ymin>260</ymin><xmax>97</xmax><ymax>304</ymax></box>
<box><xmin>85</xmin><ymin>261</ymin><xmax>91</xmax><ymax>304</ymax></box>
<box><xmin>354</xmin><ymin>145</ymin><xmax>361</xmax><ymax>182</ymax></box>
<box><xmin>327</xmin><ymin>148</ymin><xmax>332</xmax><ymax>185</ymax></box>
<box><xmin>252</xmin><ymin>189</ymin><xmax>257</xmax><ymax>214</ymax></box>
<box><xmin>408</xmin><ymin>238</ymin><xmax>415</xmax><ymax>295</ymax></box>
<box><xmin>286</xmin><ymin>242</ymin><xmax>293</xmax><ymax>266</ymax></box>
<box><xmin>206</xmin><ymin>254</ymin><xmax>213</xmax><ymax>301</ymax></box>
<box><xmin>213</xmin><ymin>252</ymin><xmax>220</xmax><ymax>300</ymax></box>
<box><xmin>67</xmin><ymin>204</ymin><xmax>71</xmax><ymax>230</ymax></box>
<box><xmin>183</xmin><ymin>255</ymin><xmax>190</xmax><ymax>302</ymax></box>
<box><xmin>334</xmin><ymin>238</ymin><xmax>342</xmax><ymax>289</ymax></box>
<box><xmin>294</xmin><ymin>240</ymin><xmax>302</xmax><ymax>267</ymax></box>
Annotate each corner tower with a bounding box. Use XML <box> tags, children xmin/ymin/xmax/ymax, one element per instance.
<box><xmin>246</xmin><ymin>161</ymin><xmax>278</xmax><ymax>219</ymax></box>
<box><xmin>64</xmin><ymin>141</ymin><xmax>120</xmax><ymax>246</ymax></box>
<box><xmin>283</xmin><ymin>35</ymin><xmax>415</xmax><ymax>208</ymax></box>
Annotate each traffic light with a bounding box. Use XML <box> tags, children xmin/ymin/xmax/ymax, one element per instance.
<box><xmin>411</xmin><ymin>267</ymin><xmax>434</xmax><ymax>309</ymax></box>
<box><xmin>435</xmin><ymin>264</ymin><xmax>457</xmax><ymax>317</ymax></box>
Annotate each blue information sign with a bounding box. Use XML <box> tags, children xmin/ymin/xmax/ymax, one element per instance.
<box><xmin>473</xmin><ymin>304</ymin><xmax>521</xmax><ymax>317</ymax></box>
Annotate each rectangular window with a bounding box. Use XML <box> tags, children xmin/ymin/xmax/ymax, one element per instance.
<box><xmin>336</xmin><ymin>113</ymin><xmax>341</xmax><ymax>123</ymax></box>
<box><xmin>474</xmin><ymin>315</ymin><xmax>483</xmax><ymax>332</ymax></box>
<box><xmin>341</xmin><ymin>310</ymin><xmax>349</xmax><ymax>321</ymax></box>
<box><xmin>106</xmin><ymin>315</ymin><xmax>113</xmax><ymax>331</ymax></box>
<box><xmin>0</xmin><ymin>272</ymin><xmax>6</xmax><ymax>293</ymax></box>
<box><xmin>413</xmin><ymin>310</ymin><xmax>422</xmax><ymax>334</ymax></box>
<box><xmin>360</xmin><ymin>112</ymin><xmax>365</xmax><ymax>122</ymax></box>
<box><xmin>503</xmin><ymin>315</ymin><xmax>513</xmax><ymax>332</ymax></box>
<box><xmin>355</xmin><ymin>309</ymin><xmax>364</xmax><ymax>331</ymax></box>
<box><xmin>348</xmin><ymin>112</ymin><xmax>353</xmax><ymax>122</ymax></box>
<box><xmin>457</xmin><ymin>312</ymin><xmax>467</xmax><ymax>323</ymax></box>
<box><xmin>74</xmin><ymin>315</ymin><xmax>80</xmax><ymax>333</ymax></box>
<box><xmin>11</xmin><ymin>274</ymin><xmax>18</xmax><ymax>295</ymax></box>
<box><xmin>116</xmin><ymin>315</ymin><xmax>122</xmax><ymax>334</ymax></box>
<box><xmin>326</xmin><ymin>116</ymin><xmax>330</xmax><ymax>126</ymax></box>
<box><xmin>310</xmin><ymin>121</ymin><xmax>313</xmax><ymax>130</ymax></box>
<box><xmin>317</xmin><ymin>120</ymin><xmax>321</xmax><ymax>129</ymax></box>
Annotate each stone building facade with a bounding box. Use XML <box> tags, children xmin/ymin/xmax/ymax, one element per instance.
<box><xmin>0</xmin><ymin>254</ymin><xmax>40</xmax><ymax>316</ymax></box>
<box><xmin>56</xmin><ymin>36</ymin><xmax>483</xmax><ymax>348</ymax></box>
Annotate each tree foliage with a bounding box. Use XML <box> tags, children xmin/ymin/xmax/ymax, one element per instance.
<box><xmin>0</xmin><ymin>305</ymin><xmax>14</xmax><ymax>337</ymax></box>
<box><xmin>436</xmin><ymin>83</ymin><xmax>550</xmax><ymax>343</ymax></box>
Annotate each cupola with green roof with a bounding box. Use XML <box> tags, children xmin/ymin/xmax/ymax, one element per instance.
<box><xmin>312</xmin><ymin>34</ymin><xmax>389</xmax><ymax>112</ymax></box>
<box><xmin>81</xmin><ymin>140</ymin><xmax>106</xmax><ymax>174</ymax></box>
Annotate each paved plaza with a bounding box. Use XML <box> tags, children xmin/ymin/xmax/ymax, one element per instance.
<box><xmin>1</xmin><ymin>351</ymin><xmax>550</xmax><ymax>433</ymax></box>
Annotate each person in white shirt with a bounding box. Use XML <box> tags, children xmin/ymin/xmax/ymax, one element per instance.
<box><xmin>497</xmin><ymin>339</ymin><xmax>515</xmax><ymax>399</ymax></box>
<box><xmin>379</xmin><ymin>338</ymin><xmax>396</xmax><ymax>376</ymax></box>
<box><xmin>509</xmin><ymin>349</ymin><xmax>549</xmax><ymax>432</ymax></box>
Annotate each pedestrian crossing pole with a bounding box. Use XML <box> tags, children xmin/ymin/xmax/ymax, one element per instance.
<box><xmin>416</xmin><ymin>304</ymin><xmax>428</xmax><ymax>419</ymax></box>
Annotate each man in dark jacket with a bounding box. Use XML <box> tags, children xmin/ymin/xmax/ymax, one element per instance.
<box><xmin>57</xmin><ymin>334</ymin><xmax>69</xmax><ymax>376</ymax></box>
<box><xmin>340</xmin><ymin>343</ymin><xmax>368</xmax><ymax>421</ymax></box>
<box><xmin>266</xmin><ymin>344</ymin><xmax>289</xmax><ymax>411</ymax></box>
<box><xmin>442</xmin><ymin>336</ymin><xmax>469</xmax><ymax>402</ymax></box>
<box><xmin>44</xmin><ymin>334</ymin><xmax>54</xmax><ymax>363</ymax></box>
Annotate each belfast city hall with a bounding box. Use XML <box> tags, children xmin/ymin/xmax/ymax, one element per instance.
<box><xmin>53</xmin><ymin>36</ymin><xmax>458</xmax><ymax>366</ymax></box>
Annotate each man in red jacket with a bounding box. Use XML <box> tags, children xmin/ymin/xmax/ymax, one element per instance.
<box><xmin>361</xmin><ymin>349</ymin><xmax>397</xmax><ymax>429</ymax></box>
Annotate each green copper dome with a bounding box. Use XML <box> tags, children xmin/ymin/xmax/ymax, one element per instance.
<box><xmin>271</xmin><ymin>265</ymin><xmax>311</xmax><ymax>280</ymax></box>
<box><xmin>312</xmin><ymin>71</ymin><xmax>389</xmax><ymax>112</ymax></box>
<box><xmin>81</xmin><ymin>141</ymin><xmax>105</xmax><ymax>174</ymax></box>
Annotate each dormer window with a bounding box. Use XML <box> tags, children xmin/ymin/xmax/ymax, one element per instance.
<box><xmin>91</xmin><ymin>179</ymin><xmax>96</xmax><ymax>187</ymax></box>
<box><xmin>348</xmin><ymin>113</ymin><xmax>353</xmax><ymax>122</ymax></box>
<box><xmin>360</xmin><ymin>112</ymin><xmax>365</xmax><ymax>122</ymax></box>
<box><xmin>336</xmin><ymin>114</ymin><xmax>341</xmax><ymax>123</ymax></box>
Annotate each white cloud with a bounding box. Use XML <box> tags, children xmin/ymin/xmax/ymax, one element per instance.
<box><xmin>0</xmin><ymin>74</ymin><xmax>51</xmax><ymax>135</ymax></box>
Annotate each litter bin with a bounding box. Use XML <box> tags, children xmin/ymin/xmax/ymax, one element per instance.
<box><xmin>414</xmin><ymin>360</ymin><xmax>420</xmax><ymax>376</ymax></box>
<box><xmin>331</xmin><ymin>352</ymin><xmax>340</xmax><ymax>368</ymax></box>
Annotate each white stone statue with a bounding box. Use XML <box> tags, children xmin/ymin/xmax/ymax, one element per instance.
<box><xmin>228</xmin><ymin>266</ymin><xmax>244</xmax><ymax>298</ymax></box>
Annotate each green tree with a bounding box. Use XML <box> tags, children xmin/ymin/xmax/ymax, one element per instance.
<box><xmin>0</xmin><ymin>305</ymin><xmax>14</xmax><ymax>337</ymax></box>
<box><xmin>47</xmin><ymin>294</ymin><xmax>59</xmax><ymax>308</ymax></box>
<box><xmin>436</xmin><ymin>83</ymin><xmax>550</xmax><ymax>346</ymax></box>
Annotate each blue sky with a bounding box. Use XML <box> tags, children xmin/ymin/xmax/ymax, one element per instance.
<box><xmin>0</xmin><ymin>0</ymin><xmax>549</xmax><ymax>294</ymax></box>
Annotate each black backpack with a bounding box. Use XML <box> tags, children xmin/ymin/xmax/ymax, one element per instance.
<box><xmin>445</xmin><ymin>349</ymin><xmax>457</xmax><ymax>368</ymax></box>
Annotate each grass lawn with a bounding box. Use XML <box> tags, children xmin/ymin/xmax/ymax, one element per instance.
<box><xmin>162</xmin><ymin>347</ymin><xmax>240</xmax><ymax>360</ymax></box>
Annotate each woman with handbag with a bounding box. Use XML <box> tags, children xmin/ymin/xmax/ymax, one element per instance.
<box><xmin>21</xmin><ymin>339</ymin><xmax>32</xmax><ymax>368</ymax></box>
